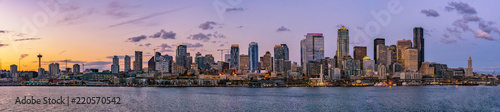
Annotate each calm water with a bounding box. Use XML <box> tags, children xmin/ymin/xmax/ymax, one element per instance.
<box><xmin>0</xmin><ymin>86</ymin><xmax>499</xmax><ymax>111</ymax></box>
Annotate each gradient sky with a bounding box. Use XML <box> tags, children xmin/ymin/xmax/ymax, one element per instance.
<box><xmin>0</xmin><ymin>0</ymin><xmax>499</xmax><ymax>74</ymax></box>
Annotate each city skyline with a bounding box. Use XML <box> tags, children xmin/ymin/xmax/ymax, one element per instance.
<box><xmin>0</xmin><ymin>0</ymin><xmax>499</xmax><ymax>74</ymax></box>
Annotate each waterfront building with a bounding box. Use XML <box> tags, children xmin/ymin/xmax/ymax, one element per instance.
<box><xmin>404</xmin><ymin>48</ymin><xmax>418</xmax><ymax>72</ymax></box>
<box><xmin>374</xmin><ymin>38</ymin><xmax>385</xmax><ymax>64</ymax></box>
<box><xmin>274</xmin><ymin>45</ymin><xmax>288</xmax><ymax>74</ymax></box>
<box><xmin>10</xmin><ymin>64</ymin><xmax>17</xmax><ymax>73</ymax></box>
<box><xmin>248</xmin><ymin>42</ymin><xmax>259</xmax><ymax>72</ymax></box>
<box><xmin>148</xmin><ymin>56</ymin><xmax>155</xmax><ymax>72</ymax></box>
<box><xmin>377</xmin><ymin>64</ymin><xmax>387</xmax><ymax>79</ymax></box>
<box><xmin>134</xmin><ymin>51</ymin><xmax>143</xmax><ymax>71</ymax></box>
<box><xmin>341</xmin><ymin>56</ymin><xmax>361</xmax><ymax>79</ymax></box>
<box><xmin>397</xmin><ymin>40</ymin><xmax>412</xmax><ymax>70</ymax></box>
<box><xmin>413</xmin><ymin>27</ymin><xmax>424</xmax><ymax>69</ymax></box>
<box><xmin>301</xmin><ymin>33</ymin><xmax>324</xmax><ymax>75</ymax></box>
<box><xmin>420</xmin><ymin>62</ymin><xmax>435</xmax><ymax>76</ymax></box>
<box><xmin>281</xmin><ymin>44</ymin><xmax>289</xmax><ymax>60</ymax></box>
<box><xmin>195</xmin><ymin>54</ymin><xmax>206</xmax><ymax>70</ymax></box>
<box><xmin>230</xmin><ymin>44</ymin><xmax>240</xmax><ymax>70</ymax></box>
<box><xmin>112</xmin><ymin>56</ymin><xmax>120</xmax><ymax>73</ymax></box>
<box><xmin>124</xmin><ymin>55</ymin><xmax>131</xmax><ymax>72</ymax></box>
<box><xmin>186</xmin><ymin>53</ymin><xmax>193</xmax><ymax>70</ymax></box>
<box><xmin>240</xmin><ymin>55</ymin><xmax>249</xmax><ymax>72</ymax></box>
<box><xmin>465</xmin><ymin>56</ymin><xmax>473</xmax><ymax>77</ymax></box>
<box><xmin>337</xmin><ymin>25</ymin><xmax>349</xmax><ymax>67</ymax></box>
<box><xmin>155</xmin><ymin>54</ymin><xmax>173</xmax><ymax>73</ymax></box>
<box><xmin>73</xmin><ymin>64</ymin><xmax>80</xmax><ymax>74</ymax></box>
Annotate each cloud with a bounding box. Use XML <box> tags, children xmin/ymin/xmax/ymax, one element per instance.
<box><xmin>462</xmin><ymin>15</ymin><xmax>481</xmax><ymax>23</ymax></box>
<box><xmin>108</xmin><ymin>6</ymin><xmax>189</xmax><ymax>28</ymax></box>
<box><xmin>225</xmin><ymin>8</ymin><xmax>244</xmax><ymax>12</ymax></box>
<box><xmin>149</xmin><ymin>29</ymin><xmax>176</xmax><ymax>39</ymax></box>
<box><xmin>181</xmin><ymin>43</ymin><xmax>204</xmax><ymax>48</ymax></box>
<box><xmin>159</xmin><ymin>43</ymin><xmax>174</xmax><ymax>52</ymax></box>
<box><xmin>445</xmin><ymin>27</ymin><xmax>463</xmax><ymax>40</ymax></box>
<box><xmin>478</xmin><ymin>20</ymin><xmax>496</xmax><ymax>33</ymax></box>
<box><xmin>420</xmin><ymin>9</ymin><xmax>439</xmax><ymax>17</ymax></box>
<box><xmin>144</xmin><ymin>43</ymin><xmax>151</xmax><ymax>47</ymax></box>
<box><xmin>55</xmin><ymin>59</ymin><xmax>86</xmax><ymax>64</ymax></box>
<box><xmin>441</xmin><ymin>34</ymin><xmax>457</xmax><ymax>44</ymax></box>
<box><xmin>57</xmin><ymin>4</ymin><xmax>97</xmax><ymax>25</ymax></box>
<box><xmin>452</xmin><ymin>20</ymin><xmax>470</xmax><ymax>32</ymax></box>
<box><xmin>14</xmin><ymin>38</ymin><xmax>41</xmax><ymax>41</ymax></box>
<box><xmin>0</xmin><ymin>44</ymin><xmax>8</xmax><ymax>47</ymax></box>
<box><xmin>86</xmin><ymin>61</ymin><xmax>112</xmax><ymax>66</ymax></box>
<box><xmin>237</xmin><ymin>26</ymin><xmax>243</xmax><ymax>28</ymax></box>
<box><xmin>199</xmin><ymin>21</ymin><xmax>217</xmax><ymax>30</ymax></box>
<box><xmin>105</xmin><ymin>1</ymin><xmax>139</xmax><ymax>19</ymax></box>
<box><xmin>276</xmin><ymin>26</ymin><xmax>290</xmax><ymax>32</ymax></box>
<box><xmin>474</xmin><ymin>29</ymin><xmax>493</xmax><ymax>40</ymax></box>
<box><xmin>127</xmin><ymin>35</ymin><xmax>147</xmax><ymax>42</ymax></box>
<box><xmin>0</xmin><ymin>30</ymin><xmax>7</xmax><ymax>33</ymax></box>
<box><xmin>188</xmin><ymin>33</ymin><xmax>211</xmax><ymax>42</ymax></box>
<box><xmin>219</xmin><ymin>44</ymin><xmax>224</xmax><ymax>47</ymax></box>
<box><xmin>445</xmin><ymin>2</ymin><xmax>477</xmax><ymax>15</ymax></box>
<box><xmin>58</xmin><ymin>50</ymin><xmax>66</xmax><ymax>54</ymax></box>
<box><xmin>19</xmin><ymin>54</ymin><xmax>29</xmax><ymax>60</ymax></box>
<box><xmin>213</xmin><ymin>31</ymin><xmax>226</xmax><ymax>38</ymax></box>
<box><xmin>105</xmin><ymin>55</ymin><xmax>134</xmax><ymax>59</ymax></box>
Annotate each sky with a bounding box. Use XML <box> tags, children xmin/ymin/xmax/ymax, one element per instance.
<box><xmin>0</xmin><ymin>0</ymin><xmax>499</xmax><ymax>74</ymax></box>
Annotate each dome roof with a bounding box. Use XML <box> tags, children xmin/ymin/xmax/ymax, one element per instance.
<box><xmin>363</xmin><ymin>56</ymin><xmax>371</xmax><ymax>60</ymax></box>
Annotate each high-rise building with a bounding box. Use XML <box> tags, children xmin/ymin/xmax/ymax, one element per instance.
<box><xmin>376</xmin><ymin>44</ymin><xmax>388</xmax><ymax>66</ymax></box>
<box><xmin>274</xmin><ymin>45</ymin><xmax>285</xmax><ymax>74</ymax></box>
<box><xmin>224</xmin><ymin>54</ymin><xmax>231</xmax><ymax>63</ymax></box>
<box><xmin>176</xmin><ymin>45</ymin><xmax>187</xmax><ymax>69</ymax></box>
<box><xmin>204</xmin><ymin>54</ymin><xmax>214</xmax><ymax>69</ymax></box>
<box><xmin>195</xmin><ymin>55</ymin><xmax>206</xmax><ymax>70</ymax></box>
<box><xmin>73</xmin><ymin>64</ymin><xmax>80</xmax><ymax>74</ymax></box>
<box><xmin>148</xmin><ymin>56</ymin><xmax>156</xmax><ymax>72</ymax></box>
<box><xmin>363</xmin><ymin>56</ymin><xmax>375</xmax><ymax>77</ymax></box>
<box><xmin>248</xmin><ymin>42</ymin><xmax>259</xmax><ymax>72</ymax></box>
<box><xmin>353</xmin><ymin>46</ymin><xmax>367</xmax><ymax>61</ymax></box>
<box><xmin>404</xmin><ymin>48</ymin><xmax>418</xmax><ymax>72</ymax></box>
<box><xmin>387</xmin><ymin>45</ymin><xmax>397</xmax><ymax>65</ymax></box>
<box><xmin>124</xmin><ymin>55</ymin><xmax>131</xmax><ymax>72</ymax></box>
<box><xmin>413</xmin><ymin>27</ymin><xmax>424</xmax><ymax>69</ymax></box>
<box><xmin>230</xmin><ymin>44</ymin><xmax>240</xmax><ymax>70</ymax></box>
<box><xmin>262</xmin><ymin>51</ymin><xmax>272</xmax><ymax>71</ymax></box>
<box><xmin>465</xmin><ymin>56</ymin><xmax>473</xmax><ymax>77</ymax></box>
<box><xmin>397</xmin><ymin>40</ymin><xmax>412</xmax><ymax>69</ymax></box>
<box><xmin>281</xmin><ymin>44</ymin><xmax>289</xmax><ymax>60</ymax></box>
<box><xmin>10</xmin><ymin>64</ymin><xmax>17</xmax><ymax>73</ymax></box>
<box><xmin>301</xmin><ymin>33</ymin><xmax>324</xmax><ymax>74</ymax></box>
<box><xmin>374</xmin><ymin>38</ymin><xmax>385</xmax><ymax>64</ymax></box>
<box><xmin>337</xmin><ymin>25</ymin><xmax>349</xmax><ymax>67</ymax></box>
<box><xmin>111</xmin><ymin>56</ymin><xmax>120</xmax><ymax>73</ymax></box>
<box><xmin>49</xmin><ymin>63</ymin><xmax>60</xmax><ymax>76</ymax></box>
<box><xmin>134</xmin><ymin>51</ymin><xmax>143</xmax><ymax>71</ymax></box>
<box><xmin>240</xmin><ymin>55</ymin><xmax>249</xmax><ymax>71</ymax></box>
<box><xmin>186</xmin><ymin>53</ymin><xmax>193</xmax><ymax>70</ymax></box>
<box><xmin>156</xmin><ymin>54</ymin><xmax>173</xmax><ymax>73</ymax></box>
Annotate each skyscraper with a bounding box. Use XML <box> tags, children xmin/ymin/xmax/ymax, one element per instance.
<box><xmin>387</xmin><ymin>45</ymin><xmax>397</xmax><ymax>65</ymax></box>
<box><xmin>111</xmin><ymin>56</ymin><xmax>119</xmax><ymax>73</ymax></box>
<box><xmin>124</xmin><ymin>55</ymin><xmax>131</xmax><ymax>72</ymax></box>
<box><xmin>353</xmin><ymin>46</ymin><xmax>367</xmax><ymax>60</ymax></box>
<box><xmin>376</xmin><ymin>44</ymin><xmax>388</xmax><ymax>66</ymax></box>
<box><xmin>374</xmin><ymin>38</ymin><xmax>385</xmax><ymax>64</ymax></box>
<box><xmin>148</xmin><ymin>56</ymin><xmax>156</xmax><ymax>72</ymax></box>
<box><xmin>248</xmin><ymin>42</ymin><xmax>259</xmax><ymax>72</ymax></box>
<box><xmin>240</xmin><ymin>55</ymin><xmax>249</xmax><ymax>71</ymax></box>
<box><xmin>196</xmin><ymin>55</ymin><xmax>206</xmax><ymax>70</ymax></box>
<box><xmin>49</xmin><ymin>63</ymin><xmax>59</xmax><ymax>76</ymax></box>
<box><xmin>10</xmin><ymin>64</ymin><xmax>17</xmax><ymax>73</ymax></box>
<box><xmin>186</xmin><ymin>53</ymin><xmax>193</xmax><ymax>70</ymax></box>
<box><xmin>225</xmin><ymin>54</ymin><xmax>231</xmax><ymax>63</ymax></box>
<box><xmin>404</xmin><ymin>48</ymin><xmax>418</xmax><ymax>72</ymax></box>
<box><xmin>413</xmin><ymin>27</ymin><xmax>424</xmax><ymax>69</ymax></box>
<box><xmin>281</xmin><ymin>44</ymin><xmax>289</xmax><ymax>60</ymax></box>
<box><xmin>230</xmin><ymin>44</ymin><xmax>240</xmax><ymax>70</ymax></box>
<box><xmin>262</xmin><ymin>51</ymin><xmax>272</xmax><ymax>71</ymax></box>
<box><xmin>301</xmin><ymin>33</ymin><xmax>324</xmax><ymax>74</ymax></box>
<box><xmin>73</xmin><ymin>64</ymin><xmax>80</xmax><ymax>74</ymax></box>
<box><xmin>337</xmin><ymin>25</ymin><xmax>349</xmax><ymax>67</ymax></box>
<box><xmin>134</xmin><ymin>51</ymin><xmax>143</xmax><ymax>71</ymax></box>
<box><xmin>465</xmin><ymin>56</ymin><xmax>473</xmax><ymax>77</ymax></box>
<box><xmin>274</xmin><ymin>45</ymin><xmax>285</xmax><ymax>74</ymax></box>
<box><xmin>397</xmin><ymin>40</ymin><xmax>412</xmax><ymax>69</ymax></box>
<box><xmin>176</xmin><ymin>45</ymin><xmax>187</xmax><ymax>68</ymax></box>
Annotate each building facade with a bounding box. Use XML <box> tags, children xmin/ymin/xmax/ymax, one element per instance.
<box><xmin>248</xmin><ymin>42</ymin><xmax>259</xmax><ymax>72</ymax></box>
<box><xmin>413</xmin><ymin>27</ymin><xmax>424</xmax><ymax>69</ymax></box>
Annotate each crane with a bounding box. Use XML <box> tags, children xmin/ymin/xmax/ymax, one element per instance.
<box><xmin>217</xmin><ymin>49</ymin><xmax>230</xmax><ymax>62</ymax></box>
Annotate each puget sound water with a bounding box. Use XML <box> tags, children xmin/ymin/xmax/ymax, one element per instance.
<box><xmin>0</xmin><ymin>86</ymin><xmax>499</xmax><ymax>111</ymax></box>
